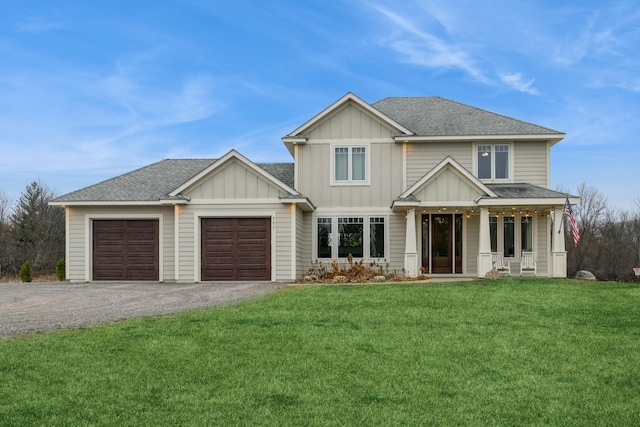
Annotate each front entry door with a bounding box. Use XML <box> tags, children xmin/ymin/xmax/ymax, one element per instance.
<box><xmin>432</xmin><ymin>214</ymin><xmax>452</xmax><ymax>273</ymax></box>
<box><xmin>422</xmin><ymin>214</ymin><xmax>463</xmax><ymax>274</ymax></box>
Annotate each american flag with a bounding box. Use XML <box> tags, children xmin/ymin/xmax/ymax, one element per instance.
<box><xmin>564</xmin><ymin>198</ymin><xmax>580</xmax><ymax>246</ymax></box>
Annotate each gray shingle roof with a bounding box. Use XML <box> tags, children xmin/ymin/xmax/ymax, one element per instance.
<box><xmin>256</xmin><ymin>163</ymin><xmax>294</xmax><ymax>188</ymax></box>
<box><xmin>53</xmin><ymin>159</ymin><xmax>295</xmax><ymax>203</ymax></box>
<box><xmin>371</xmin><ymin>97</ymin><xmax>563</xmax><ymax>136</ymax></box>
<box><xmin>486</xmin><ymin>183</ymin><xmax>568</xmax><ymax>199</ymax></box>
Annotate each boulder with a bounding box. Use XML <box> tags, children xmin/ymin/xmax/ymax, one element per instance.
<box><xmin>303</xmin><ymin>274</ymin><xmax>318</xmax><ymax>282</ymax></box>
<box><xmin>332</xmin><ymin>275</ymin><xmax>348</xmax><ymax>283</ymax></box>
<box><xmin>372</xmin><ymin>275</ymin><xmax>386</xmax><ymax>282</ymax></box>
<box><xmin>575</xmin><ymin>270</ymin><xmax>596</xmax><ymax>281</ymax></box>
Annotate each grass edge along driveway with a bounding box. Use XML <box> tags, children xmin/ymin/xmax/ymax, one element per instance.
<box><xmin>1</xmin><ymin>278</ymin><xmax>639</xmax><ymax>426</ymax></box>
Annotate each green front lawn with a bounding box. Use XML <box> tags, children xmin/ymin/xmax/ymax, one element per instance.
<box><xmin>1</xmin><ymin>279</ymin><xmax>639</xmax><ymax>426</ymax></box>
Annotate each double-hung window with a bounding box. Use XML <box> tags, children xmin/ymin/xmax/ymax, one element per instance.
<box><xmin>477</xmin><ymin>144</ymin><xmax>510</xmax><ymax>180</ymax></box>
<box><xmin>334</xmin><ymin>146</ymin><xmax>366</xmax><ymax>182</ymax></box>
<box><xmin>316</xmin><ymin>216</ymin><xmax>385</xmax><ymax>259</ymax></box>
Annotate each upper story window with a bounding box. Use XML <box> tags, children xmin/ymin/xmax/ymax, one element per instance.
<box><xmin>477</xmin><ymin>144</ymin><xmax>510</xmax><ymax>180</ymax></box>
<box><xmin>333</xmin><ymin>146</ymin><xmax>366</xmax><ymax>183</ymax></box>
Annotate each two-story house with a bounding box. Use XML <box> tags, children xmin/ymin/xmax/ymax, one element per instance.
<box><xmin>51</xmin><ymin>92</ymin><xmax>576</xmax><ymax>282</ymax></box>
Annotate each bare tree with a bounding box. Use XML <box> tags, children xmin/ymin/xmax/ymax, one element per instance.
<box><xmin>565</xmin><ymin>182</ymin><xmax>608</xmax><ymax>276</ymax></box>
<box><xmin>0</xmin><ymin>190</ymin><xmax>12</xmax><ymax>276</ymax></box>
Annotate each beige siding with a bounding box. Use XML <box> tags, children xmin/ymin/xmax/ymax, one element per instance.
<box><xmin>514</xmin><ymin>141</ymin><xmax>549</xmax><ymax>186</ymax></box>
<box><xmin>466</xmin><ymin>215</ymin><xmax>479</xmax><ymax>275</ymax></box>
<box><xmin>185</xmin><ymin>159</ymin><xmax>284</xmax><ymax>200</ymax></box>
<box><xmin>306</xmin><ymin>103</ymin><xmax>397</xmax><ymax>139</ymax></box>
<box><xmin>388</xmin><ymin>213</ymin><xmax>406</xmax><ymax>274</ymax></box>
<box><xmin>414</xmin><ymin>168</ymin><xmax>484</xmax><ymax>202</ymax></box>
<box><xmin>536</xmin><ymin>215</ymin><xmax>548</xmax><ymax>276</ymax></box>
<box><xmin>296</xmin><ymin>209</ymin><xmax>311</xmax><ymax>278</ymax></box>
<box><xmin>66</xmin><ymin>206</ymin><xmax>174</xmax><ymax>282</ymax></box>
<box><xmin>178</xmin><ymin>203</ymin><xmax>293</xmax><ymax>282</ymax></box>
<box><xmin>406</xmin><ymin>142</ymin><xmax>473</xmax><ymax>188</ymax></box>
<box><xmin>297</xmin><ymin>141</ymin><xmax>403</xmax><ymax>207</ymax></box>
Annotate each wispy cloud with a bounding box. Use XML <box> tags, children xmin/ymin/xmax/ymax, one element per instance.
<box><xmin>16</xmin><ymin>16</ymin><xmax>66</xmax><ymax>33</ymax></box>
<box><xmin>498</xmin><ymin>73</ymin><xmax>539</xmax><ymax>95</ymax></box>
<box><xmin>369</xmin><ymin>4</ymin><xmax>490</xmax><ymax>84</ymax></box>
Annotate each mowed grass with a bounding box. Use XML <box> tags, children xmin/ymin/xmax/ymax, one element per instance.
<box><xmin>1</xmin><ymin>279</ymin><xmax>639</xmax><ymax>426</ymax></box>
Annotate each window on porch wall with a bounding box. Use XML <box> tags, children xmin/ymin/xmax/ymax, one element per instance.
<box><xmin>489</xmin><ymin>216</ymin><xmax>498</xmax><ymax>252</ymax></box>
<box><xmin>521</xmin><ymin>217</ymin><xmax>533</xmax><ymax>252</ymax></box>
<box><xmin>503</xmin><ymin>216</ymin><xmax>515</xmax><ymax>257</ymax></box>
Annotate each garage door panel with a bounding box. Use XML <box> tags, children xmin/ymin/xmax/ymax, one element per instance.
<box><xmin>93</xmin><ymin>220</ymin><xmax>159</xmax><ymax>281</ymax></box>
<box><xmin>201</xmin><ymin>217</ymin><xmax>271</xmax><ymax>281</ymax></box>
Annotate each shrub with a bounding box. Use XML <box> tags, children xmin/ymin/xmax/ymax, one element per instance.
<box><xmin>55</xmin><ymin>258</ymin><xmax>65</xmax><ymax>281</ymax></box>
<box><xmin>20</xmin><ymin>261</ymin><xmax>32</xmax><ymax>283</ymax></box>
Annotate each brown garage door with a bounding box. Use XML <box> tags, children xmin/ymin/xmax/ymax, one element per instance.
<box><xmin>93</xmin><ymin>220</ymin><xmax>159</xmax><ymax>281</ymax></box>
<box><xmin>201</xmin><ymin>217</ymin><xmax>271</xmax><ymax>281</ymax></box>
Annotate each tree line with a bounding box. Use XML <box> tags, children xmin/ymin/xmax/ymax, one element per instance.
<box><xmin>0</xmin><ymin>180</ymin><xmax>638</xmax><ymax>281</ymax></box>
<box><xmin>0</xmin><ymin>181</ymin><xmax>64</xmax><ymax>277</ymax></box>
<box><xmin>563</xmin><ymin>182</ymin><xmax>640</xmax><ymax>282</ymax></box>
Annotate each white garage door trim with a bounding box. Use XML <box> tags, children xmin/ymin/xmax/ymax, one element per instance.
<box><xmin>85</xmin><ymin>213</ymin><xmax>164</xmax><ymax>282</ymax></box>
<box><xmin>194</xmin><ymin>211</ymin><xmax>276</xmax><ymax>282</ymax></box>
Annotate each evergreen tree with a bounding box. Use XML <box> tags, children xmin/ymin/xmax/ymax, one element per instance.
<box><xmin>10</xmin><ymin>181</ymin><xmax>64</xmax><ymax>275</ymax></box>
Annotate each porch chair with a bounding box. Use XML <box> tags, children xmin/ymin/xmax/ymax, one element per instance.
<box><xmin>491</xmin><ymin>253</ymin><xmax>511</xmax><ymax>276</ymax></box>
<box><xmin>520</xmin><ymin>251</ymin><xmax>537</xmax><ymax>276</ymax></box>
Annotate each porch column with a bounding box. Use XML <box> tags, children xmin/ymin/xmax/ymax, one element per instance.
<box><xmin>551</xmin><ymin>207</ymin><xmax>567</xmax><ymax>277</ymax></box>
<box><xmin>404</xmin><ymin>208</ymin><xmax>418</xmax><ymax>277</ymax></box>
<box><xmin>477</xmin><ymin>207</ymin><xmax>493</xmax><ymax>277</ymax></box>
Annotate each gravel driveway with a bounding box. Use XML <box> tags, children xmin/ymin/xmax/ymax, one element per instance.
<box><xmin>0</xmin><ymin>281</ymin><xmax>288</xmax><ymax>338</ymax></box>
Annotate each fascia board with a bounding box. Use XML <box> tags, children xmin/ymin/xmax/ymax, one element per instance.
<box><xmin>395</xmin><ymin>134</ymin><xmax>565</xmax><ymax>144</ymax></box>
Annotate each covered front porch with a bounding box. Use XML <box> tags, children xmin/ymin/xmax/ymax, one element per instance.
<box><xmin>397</xmin><ymin>204</ymin><xmax>569</xmax><ymax>278</ymax></box>
<box><xmin>391</xmin><ymin>156</ymin><xmax>577</xmax><ymax>278</ymax></box>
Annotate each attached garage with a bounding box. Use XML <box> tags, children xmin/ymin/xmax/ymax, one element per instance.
<box><xmin>201</xmin><ymin>217</ymin><xmax>271</xmax><ymax>281</ymax></box>
<box><xmin>93</xmin><ymin>220</ymin><xmax>159</xmax><ymax>281</ymax></box>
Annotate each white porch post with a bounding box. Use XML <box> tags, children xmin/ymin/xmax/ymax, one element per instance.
<box><xmin>404</xmin><ymin>208</ymin><xmax>418</xmax><ymax>277</ymax></box>
<box><xmin>477</xmin><ymin>207</ymin><xmax>493</xmax><ymax>277</ymax></box>
<box><xmin>551</xmin><ymin>207</ymin><xmax>567</xmax><ymax>277</ymax></box>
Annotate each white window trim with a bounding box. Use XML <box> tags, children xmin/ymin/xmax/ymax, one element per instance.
<box><xmin>330</xmin><ymin>142</ymin><xmax>370</xmax><ymax>186</ymax></box>
<box><xmin>313</xmin><ymin>214</ymin><xmax>388</xmax><ymax>260</ymax></box>
<box><xmin>473</xmin><ymin>142</ymin><xmax>514</xmax><ymax>183</ymax></box>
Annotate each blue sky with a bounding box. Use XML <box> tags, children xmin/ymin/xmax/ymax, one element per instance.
<box><xmin>1</xmin><ymin>0</ymin><xmax>639</xmax><ymax>209</ymax></box>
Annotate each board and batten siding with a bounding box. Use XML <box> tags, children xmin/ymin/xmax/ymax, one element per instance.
<box><xmin>412</xmin><ymin>168</ymin><xmax>484</xmax><ymax>203</ymax></box>
<box><xmin>65</xmin><ymin>206</ymin><xmax>175</xmax><ymax>282</ymax></box>
<box><xmin>513</xmin><ymin>141</ymin><xmax>549</xmax><ymax>187</ymax></box>
<box><xmin>405</xmin><ymin>143</ymin><xmax>473</xmax><ymax>189</ymax></box>
<box><xmin>185</xmin><ymin>159</ymin><xmax>283</xmax><ymax>200</ymax></box>
<box><xmin>296</xmin><ymin>141</ymin><xmax>403</xmax><ymax>208</ymax></box>
<box><xmin>305</xmin><ymin>103</ymin><xmax>397</xmax><ymax>140</ymax></box>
